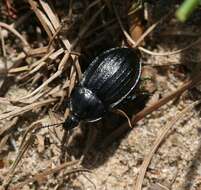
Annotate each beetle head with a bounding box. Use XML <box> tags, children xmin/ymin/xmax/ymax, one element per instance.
<box><xmin>63</xmin><ymin>114</ymin><xmax>80</xmax><ymax>130</ymax></box>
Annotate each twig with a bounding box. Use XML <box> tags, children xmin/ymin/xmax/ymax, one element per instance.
<box><xmin>47</xmin><ymin>25</ymin><xmax>62</xmax><ymax>50</ymax></box>
<box><xmin>29</xmin><ymin>48</ymin><xmax>55</xmax><ymax>73</ymax></box>
<box><xmin>134</xmin><ymin>100</ymin><xmax>201</xmax><ymax>190</ymax></box>
<box><xmin>138</xmin><ymin>38</ymin><xmax>201</xmax><ymax>56</ymax></box>
<box><xmin>28</xmin><ymin>0</ymin><xmax>53</xmax><ymax>39</ymax></box>
<box><xmin>0</xmin><ymin>99</ymin><xmax>56</xmax><ymax>121</ymax></box>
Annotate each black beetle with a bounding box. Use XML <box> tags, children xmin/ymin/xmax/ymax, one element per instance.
<box><xmin>63</xmin><ymin>48</ymin><xmax>141</xmax><ymax>130</ymax></box>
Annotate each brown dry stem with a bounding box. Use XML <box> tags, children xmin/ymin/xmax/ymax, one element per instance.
<box><xmin>0</xmin><ymin>98</ymin><xmax>56</xmax><ymax>121</ymax></box>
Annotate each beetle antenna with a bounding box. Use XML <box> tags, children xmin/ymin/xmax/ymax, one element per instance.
<box><xmin>41</xmin><ymin>122</ymin><xmax>64</xmax><ymax>129</ymax></box>
<box><xmin>113</xmin><ymin>109</ymin><xmax>132</xmax><ymax>128</ymax></box>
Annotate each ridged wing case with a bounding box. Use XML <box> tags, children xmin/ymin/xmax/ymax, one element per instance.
<box><xmin>80</xmin><ymin>48</ymin><xmax>141</xmax><ymax>108</ymax></box>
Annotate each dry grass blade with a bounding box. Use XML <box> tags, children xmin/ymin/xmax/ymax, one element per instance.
<box><xmin>2</xmin><ymin>134</ymin><xmax>35</xmax><ymax>188</ymax></box>
<box><xmin>8</xmin><ymin>65</ymin><xmax>29</xmax><ymax>73</ymax></box>
<box><xmin>30</xmin><ymin>48</ymin><xmax>54</xmax><ymax>67</ymax></box>
<box><xmin>39</xmin><ymin>0</ymin><xmax>60</xmax><ymax>30</ymax></box>
<box><xmin>10</xmin><ymin>134</ymin><xmax>35</xmax><ymax>174</ymax></box>
<box><xmin>0</xmin><ymin>97</ymin><xmax>12</xmax><ymax>105</ymax></box>
<box><xmin>0</xmin><ymin>99</ymin><xmax>56</xmax><ymax>121</ymax></box>
<box><xmin>134</xmin><ymin>100</ymin><xmax>201</xmax><ymax>190</ymax></box>
<box><xmin>47</xmin><ymin>25</ymin><xmax>62</xmax><ymax>50</ymax></box>
<box><xmin>6</xmin><ymin>52</ymin><xmax>27</xmax><ymax>73</ymax></box>
<box><xmin>16</xmin><ymin>90</ymin><xmax>49</xmax><ymax>104</ymax></box>
<box><xmin>138</xmin><ymin>38</ymin><xmax>201</xmax><ymax>56</ymax></box>
<box><xmin>49</xmin><ymin>48</ymin><xmax>64</xmax><ymax>60</ymax></box>
<box><xmin>37</xmin><ymin>8</ymin><xmax>55</xmax><ymax>34</ymax></box>
<box><xmin>19</xmin><ymin>120</ymin><xmax>43</xmax><ymax>148</ymax></box>
<box><xmin>29</xmin><ymin>48</ymin><xmax>55</xmax><ymax>73</ymax></box>
<box><xmin>10</xmin><ymin>48</ymin><xmax>55</xmax><ymax>75</ymax></box>
<box><xmin>18</xmin><ymin>52</ymin><xmax>69</xmax><ymax>100</ymax></box>
<box><xmin>28</xmin><ymin>0</ymin><xmax>52</xmax><ymax>39</ymax></box>
<box><xmin>73</xmin><ymin>57</ymin><xmax>82</xmax><ymax>82</ymax></box>
<box><xmin>29</xmin><ymin>0</ymin><xmax>71</xmax><ymax>50</ymax></box>
<box><xmin>28</xmin><ymin>46</ymin><xmax>49</xmax><ymax>57</ymax></box>
<box><xmin>27</xmin><ymin>46</ymin><xmax>49</xmax><ymax>57</ymax></box>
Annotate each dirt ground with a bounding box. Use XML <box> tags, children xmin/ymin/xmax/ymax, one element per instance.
<box><xmin>1</xmin><ymin>1</ymin><xmax>201</xmax><ymax>190</ymax></box>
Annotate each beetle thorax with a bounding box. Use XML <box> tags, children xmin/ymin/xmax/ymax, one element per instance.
<box><xmin>70</xmin><ymin>86</ymin><xmax>105</xmax><ymax>122</ymax></box>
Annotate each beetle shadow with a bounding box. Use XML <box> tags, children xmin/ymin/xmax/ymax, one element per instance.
<box><xmin>63</xmin><ymin>93</ymin><xmax>149</xmax><ymax>169</ymax></box>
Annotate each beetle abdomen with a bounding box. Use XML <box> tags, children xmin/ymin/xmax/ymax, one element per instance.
<box><xmin>81</xmin><ymin>48</ymin><xmax>141</xmax><ymax>108</ymax></box>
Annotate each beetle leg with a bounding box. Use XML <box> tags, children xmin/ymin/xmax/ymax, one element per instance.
<box><xmin>79</xmin><ymin>125</ymin><xmax>97</xmax><ymax>164</ymax></box>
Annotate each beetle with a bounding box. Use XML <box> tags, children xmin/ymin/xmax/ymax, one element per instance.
<box><xmin>63</xmin><ymin>47</ymin><xmax>141</xmax><ymax>130</ymax></box>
